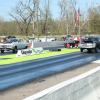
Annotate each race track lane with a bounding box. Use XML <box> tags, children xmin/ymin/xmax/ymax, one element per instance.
<box><xmin>0</xmin><ymin>51</ymin><xmax>100</xmax><ymax>91</ymax></box>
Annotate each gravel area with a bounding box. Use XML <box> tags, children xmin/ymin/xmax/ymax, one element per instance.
<box><xmin>0</xmin><ymin>62</ymin><xmax>100</xmax><ymax>100</ymax></box>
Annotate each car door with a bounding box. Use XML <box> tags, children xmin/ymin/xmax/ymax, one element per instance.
<box><xmin>20</xmin><ymin>39</ymin><xmax>25</xmax><ymax>49</ymax></box>
<box><xmin>17</xmin><ymin>39</ymin><xmax>22</xmax><ymax>49</ymax></box>
<box><xmin>17</xmin><ymin>39</ymin><xmax>24</xmax><ymax>49</ymax></box>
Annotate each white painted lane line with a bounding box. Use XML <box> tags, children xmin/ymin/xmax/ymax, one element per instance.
<box><xmin>92</xmin><ymin>59</ymin><xmax>100</xmax><ymax>63</ymax></box>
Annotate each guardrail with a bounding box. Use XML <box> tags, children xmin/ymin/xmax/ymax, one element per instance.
<box><xmin>31</xmin><ymin>40</ymin><xmax>74</xmax><ymax>48</ymax></box>
<box><xmin>23</xmin><ymin>66</ymin><xmax>100</xmax><ymax>100</ymax></box>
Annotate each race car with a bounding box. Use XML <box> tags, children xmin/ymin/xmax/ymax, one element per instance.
<box><xmin>0</xmin><ymin>38</ymin><xmax>30</xmax><ymax>53</ymax></box>
<box><xmin>79</xmin><ymin>37</ymin><xmax>100</xmax><ymax>53</ymax></box>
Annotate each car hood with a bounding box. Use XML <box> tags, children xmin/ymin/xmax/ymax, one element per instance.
<box><xmin>82</xmin><ymin>41</ymin><xmax>97</xmax><ymax>43</ymax></box>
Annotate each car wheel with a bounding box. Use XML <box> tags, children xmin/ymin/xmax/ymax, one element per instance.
<box><xmin>64</xmin><ymin>43</ymin><xmax>66</xmax><ymax>48</ymax></box>
<box><xmin>13</xmin><ymin>47</ymin><xmax>17</xmax><ymax>53</ymax></box>
<box><xmin>25</xmin><ymin>46</ymin><xmax>28</xmax><ymax>49</ymax></box>
<box><xmin>87</xmin><ymin>49</ymin><xmax>91</xmax><ymax>53</ymax></box>
<box><xmin>1</xmin><ymin>50</ymin><xmax>4</xmax><ymax>53</ymax></box>
<box><xmin>80</xmin><ymin>48</ymin><xmax>83</xmax><ymax>52</ymax></box>
<box><xmin>95</xmin><ymin>47</ymin><xmax>99</xmax><ymax>53</ymax></box>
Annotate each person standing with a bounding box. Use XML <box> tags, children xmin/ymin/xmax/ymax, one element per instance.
<box><xmin>54</xmin><ymin>37</ymin><xmax>57</xmax><ymax>41</ymax></box>
<box><xmin>27</xmin><ymin>37</ymin><xmax>29</xmax><ymax>42</ymax></box>
<box><xmin>3</xmin><ymin>38</ymin><xmax>7</xmax><ymax>43</ymax></box>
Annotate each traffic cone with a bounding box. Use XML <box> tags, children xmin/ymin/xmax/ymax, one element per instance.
<box><xmin>29</xmin><ymin>42</ymin><xmax>32</xmax><ymax>48</ymax></box>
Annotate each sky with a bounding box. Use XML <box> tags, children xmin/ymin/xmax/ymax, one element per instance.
<box><xmin>0</xmin><ymin>0</ymin><xmax>100</xmax><ymax>21</ymax></box>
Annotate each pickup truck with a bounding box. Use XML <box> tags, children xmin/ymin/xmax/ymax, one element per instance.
<box><xmin>36</xmin><ymin>36</ymin><xmax>55</xmax><ymax>42</ymax></box>
<box><xmin>79</xmin><ymin>37</ymin><xmax>100</xmax><ymax>53</ymax></box>
<box><xmin>0</xmin><ymin>38</ymin><xmax>30</xmax><ymax>53</ymax></box>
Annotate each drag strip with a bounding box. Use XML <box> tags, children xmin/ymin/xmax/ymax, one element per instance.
<box><xmin>0</xmin><ymin>51</ymin><xmax>100</xmax><ymax>91</ymax></box>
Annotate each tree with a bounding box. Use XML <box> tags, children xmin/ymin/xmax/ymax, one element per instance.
<box><xmin>58</xmin><ymin>0</ymin><xmax>78</xmax><ymax>35</ymax></box>
<box><xmin>9</xmin><ymin>0</ymin><xmax>35</xmax><ymax>36</ymax></box>
<box><xmin>88</xmin><ymin>6</ymin><xmax>100</xmax><ymax>34</ymax></box>
<box><xmin>39</xmin><ymin>0</ymin><xmax>52</xmax><ymax>36</ymax></box>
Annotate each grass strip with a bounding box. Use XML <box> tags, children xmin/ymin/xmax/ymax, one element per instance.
<box><xmin>0</xmin><ymin>48</ymin><xmax>80</xmax><ymax>65</ymax></box>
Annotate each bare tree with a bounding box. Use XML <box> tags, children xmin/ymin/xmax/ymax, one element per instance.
<box><xmin>9</xmin><ymin>0</ymin><xmax>36</xmax><ymax>36</ymax></box>
<box><xmin>58</xmin><ymin>0</ymin><xmax>68</xmax><ymax>35</ymax></box>
<box><xmin>58</xmin><ymin>0</ymin><xmax>78</xmax><ymax>35</ymax></box>
<box><xmin>20</xmin><ymin>0</ymin><xmax>36</xmax><ymax>36</ymax></box>
<box><xmin>40</xmin><ymin>0</ymin><xmax>52</xmax><ymax>35</ymax></box>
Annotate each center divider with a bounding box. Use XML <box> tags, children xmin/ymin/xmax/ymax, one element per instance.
<box><xmin>0</xmin><ymin>48</ymin><xmax>80</xmax><ymax>65</ymax></box>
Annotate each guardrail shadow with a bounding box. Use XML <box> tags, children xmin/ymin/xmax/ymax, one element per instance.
<box><xmin>0</xmin><ymin>58</ymin><xmax>12</xmax><ymax>60</ymax></box>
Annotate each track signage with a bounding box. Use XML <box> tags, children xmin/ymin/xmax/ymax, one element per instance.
<box><xmin>16</xmin><ymin>47</ymin><xmax>44</xmax><ymax>57</ymax></box>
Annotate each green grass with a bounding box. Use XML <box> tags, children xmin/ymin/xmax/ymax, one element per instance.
<box><xmin>0</xmin><ymin>48</ymin><xmax>80</xmax><ymax>65</ymax></box>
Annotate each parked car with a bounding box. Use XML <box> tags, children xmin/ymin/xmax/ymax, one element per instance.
<box><xmin>29</xmin><ymin>37</ymin><xmax>36</xmax><ymax>42</ymax></box>
<box><xmin>66</xmin><ymin>35</ymin><xmax>73</xmax><ymax>40</ymax></box>
<box><xmin>35</xmin><ymin>36</ymin><xmax>55</xmax><ymax>42</ymax></box>
<box><xmin>79</xmin><ymin>35</ymin><xmax>87</xmax><ymax>39</ymax></box>
<box><xmin>60</xmin><ymin>35</ymin><xmax>73</xmax><ymax>41</ymax></box>
<box><xmin>6</xmin><ymin>36</ymin><xmax>16</xmax><ymax>39</ymax></box>
<box><xmin>79</xmin><ymin>37</ymin><xmax>100</xmax><ymax>53</ymax></box>
<box><xmin>0</xmin><ymin>38</ymin><xmax>30</xmax><ymax>53</ymax></box>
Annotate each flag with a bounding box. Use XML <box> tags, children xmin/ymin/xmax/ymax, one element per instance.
<box><xmin>77</xmin><ymin>8</ymin><xmax>81</xmax><ymax>26</ymax></box>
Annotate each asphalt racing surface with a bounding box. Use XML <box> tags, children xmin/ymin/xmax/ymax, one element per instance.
<box><xmin>0</xmin><ymin>47</ymin><xmax>100</xmax><ymax>91</ymax></box>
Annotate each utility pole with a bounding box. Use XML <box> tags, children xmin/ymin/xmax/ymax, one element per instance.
<box><xmin>36</xmin><ymin>0</ymin><xmax>39</xmax><ymax>40</ymax></box>
<box><xmin>33</xmin><ymin>0</ymin><xmax>35</xmax><ymax>37</ymax></box>
<box><xmin>88</xmin><ymin>14</ymin><xmax>90</xmax><ymax>33</ymax></box>
<box><xmin>79</xmin><ymin>4</ymin><xmax>81</xmax><ymax>37</ymax></box>
<box><xmin>79</xmin><ymin>18</ymin><xmax>80</xmax><ymax>37</ymax></box>
<box><xmin>67</xmin><ymin>13</ymin><xmax>68</xmax><ymax>35</ymax></box>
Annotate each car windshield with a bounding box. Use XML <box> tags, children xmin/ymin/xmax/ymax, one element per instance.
<box><xmin>84</xmin><ymin>37</ymin><xmax>98</xmax><ymax>42</ymax></box>
<box><xmin>6</xmin><ymin>39</ymin><xmax>18</xmax><ymax>43</ymax></box>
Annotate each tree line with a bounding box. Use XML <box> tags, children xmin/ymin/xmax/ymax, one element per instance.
<box><xmin>0</xmin><ymin>0</ymin><xmax>100</xmax><ymax>37</ymax></box>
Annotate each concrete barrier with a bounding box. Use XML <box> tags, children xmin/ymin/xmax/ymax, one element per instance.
<box><xmin>31</xmin><ymin>40</ymin><xmax>74</xmax><ymax>48</ymax></box>
<box><xmin>23</xmin><ymin>66</ymin><xmax>100</xmax><ymax>100</ymax></box>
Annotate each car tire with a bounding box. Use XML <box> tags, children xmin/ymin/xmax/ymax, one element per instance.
<box><xmin>64</xmin><ymin>43</ymin><xmax>66</xmax><ymax>48</ymax></box>
<box><xmin>95</xmin><ymin>47</ymin><xmax>99</xmax><ymax>53</ymax></box>
<box><xmin>87</xmin><ymin>49</ymin><xmax>91</xmax><ymax>53</ymax></box>
<box><xmin>1</xmin><ymin>50</ymin><xmax>4</xmax><ymax>53</ymax></box>
<box><xmin>25</xmin><ymin>46</ymin><xmax>28</xmax><ymax>49</ymax></box>
<box><xmin>13</xmin><ymin>47</ymin><xmax>17</xmax><ymax>53</ymax></box>
<box><xmin>80</xmin><ymin>48</ymin><xmax>83</xmax><ymax>52</ymax></box>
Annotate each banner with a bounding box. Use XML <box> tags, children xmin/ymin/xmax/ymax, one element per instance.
<box><xmin>77</xmin><ymin>8</ymin><xmax>81</xmax><ymax>26</ymax></box>
<box><xmin>16</xmin><ymin>47</ymin><xmax>44</xmax><ymax>57</ymax></box>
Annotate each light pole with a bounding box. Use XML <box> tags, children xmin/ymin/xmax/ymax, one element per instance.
<box><xmin>36</xmin><ymin>0</ymin><xmax>39</xmax><ymax>40</ymax></box>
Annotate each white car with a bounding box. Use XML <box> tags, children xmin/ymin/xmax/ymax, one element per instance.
<box><xmin>36</xmin><ymin>36</ymin><xmax>55</xmax><ymax>42</ymax></box>
<box><xmin>0</xmin><ymin>38</ymin><xmax>30</xmax><ymax>53</ymax></box>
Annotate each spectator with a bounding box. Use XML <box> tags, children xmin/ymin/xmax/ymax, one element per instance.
<box><xmin>54</xmin><ymin>37</ymin><xmax>57</xmax><ymax>41</ymax></box>
<box><xmin>3</xmin><ymin>38</ymin><xmax>7</xmax><ymax>43</ymax></box>
<box><xmin>27</xmin><ymin>37</ymin><xmax>29</xmax><ymax>42</ymax></box>
<box><xmin>62</xmin><ymin>37</ymin><xmax>64</xmax><ymax>41</ymax></box>
<box><xmin>75</xmin><ymin>41</ymin><xmax>79</xmax><ymax>48</ymax></box>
